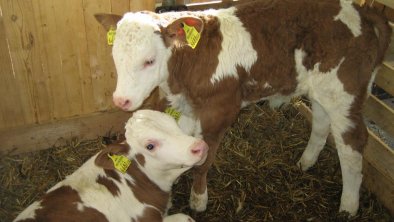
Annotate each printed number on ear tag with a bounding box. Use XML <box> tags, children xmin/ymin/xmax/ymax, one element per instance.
<box><xmin>108</xmin><ymin>153</ymin><xmax>131</xmax><ymax>173</ymax></box>
<box><xmin>107</xmin><ymin>27</ymin><xmax>116</xmax><ymax>46</ymax></box>
<box><xmin>182</xmin><ymin>23</ymin><xmax>201</xmax><ymax>49</ymax></box>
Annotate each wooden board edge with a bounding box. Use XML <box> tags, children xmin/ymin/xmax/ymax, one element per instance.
<box><xmin>0</xmin><ymin>110</ymin><xmax>132</xmax><ymax>155</ymax></box>
<box><xmin>375</xmin><ymin>63</ymin><xmax>394</xmax><ymax>97</ymax></box>
<box><xmin>363</xmin><ymin>160</ymin><xmax>394</xmax><ymax>216</ymax></box>
<box><xmin>186</xmin><ymin>0</ymin><xmax>252</xmax><ymax>10</ymax></box>
<box><xmin>363</xmin><ymin>94</ymin><xmax>394</xmax><ymax>136</ymax></box>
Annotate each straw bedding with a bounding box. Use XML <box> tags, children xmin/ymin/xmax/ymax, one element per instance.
<box><xmin>0</xmin><ymin>102</ymin><xmax>392</xmax><ymax>221</ymax></box>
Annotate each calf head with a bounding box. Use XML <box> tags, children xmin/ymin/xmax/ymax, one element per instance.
<box><xmin>97</xmin><ymin>110</ymin><xmax>208</xmax><ymax>180</ymax></box>
<box><xmin>95</xmin><ymin>12</ymin><xmax>203</xmax><ymax>111</ymax></box>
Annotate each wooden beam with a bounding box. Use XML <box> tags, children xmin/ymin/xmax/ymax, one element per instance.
<box><xmin>363</xmin><ymin>94</ymin><xmax>394</xmax><ymax>136</ymax></box>
<box><xmin>375</xmin><ymin>63</ymin><xmax>394</xmax><ymax>97</ymax></box>
<box><xmin>187</xmin><ymin>0</ymin><xmax>253</xmax><ymax>11</ymax></box>
<box><xmin>0</xmin><ymin>110</ymin><xmax>131</xmax><ymax>155</ymax></box>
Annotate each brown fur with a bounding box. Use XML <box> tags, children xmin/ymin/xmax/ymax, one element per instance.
<box><xmin>20</xmin><ymin>186</ymin><xmax>108</xmax><ymax>222</ymax></box>
<box><xmin>159</xmin><ymin>0</ymin><xmax>391</xmax><ymax>195</ymax></box>
<box><xmin>96</xmin><ymin>175</ymin><xmax>120</xmax><ymax>197</ymax></box>
<box><xmin>125</xmin><ymin>159</ymin><xmax>169</xmax><ymax>216</ymax></box>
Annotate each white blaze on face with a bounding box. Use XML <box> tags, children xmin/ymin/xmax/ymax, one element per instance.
<box><xmin>112</xmin><ymin>13</ymin><xmax>172</xmax><ymax>111</ymax></box>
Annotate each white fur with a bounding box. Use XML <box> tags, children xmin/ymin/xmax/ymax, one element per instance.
<box><xmin>297</xmin><ymin>99</ymin><xmax>331</xmax><ymax>171</ymax></box>
<box><xmin>335</xmin><ymin>137</ymin><xmax>363</xmax><ymax>216</ymax></box>
<box><xmin>294</xmin><ymin>48</ymin><xmax>362</xmax><ymax>215</ymax></box>
<box><xmin>334</xmin><ymin>0</ymin><xmax>362</xmax><ymax>37</ymax></box>
<box><xmin>13</xmin><ymin>201</ymin><xmax>42</xmax><ymax>221</ymax></box>
<box><xmin>112</xmin><ymin>13</ymin><xmax>172</xmax><ymax>111</ymax></box>
<box><xmin>207</xmin><ymin>7</ymin><xmax>258</xmax><ymax>84</ymax></box>
<box><xmin>263</xmin><ymin>82</ymin><xmax>272</xmax><ymax>89</ymax></box>
<box><xmin>367</xmin><ymin>68</ymin><xmax>379</xmax><ymax>94</ymax></box>
<box><xmin>14</xmin><ymin>110</ymin><xmax>206</xmax><ymax>222</ymax></box>
<box><xmin>189</xmin><ymin>187</ymin><xmax>208</xmax><ymax>212</ymax></box>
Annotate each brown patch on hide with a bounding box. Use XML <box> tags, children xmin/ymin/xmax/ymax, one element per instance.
<box><xmin>104</xmin><ymin>169</ymin><xmax>121</xmax><ymax>182</ymax></box>
<box><xmin>136</xmin><ymin>207</ymin><xmax>162</xmax><ymax>222</ymax></box>
<box><xmin>96</xmin><ymin>175</ymin><xmax>120</xmax><ymax>197</ymax></box>
<box><xmin>125</xmin><ymin>160</ymin><xmax>169</xmax><ymax>214</ymax></box>
<box><xmin>95</xmin><ymin>143</ymin><xmax>131</xmax><ymax>171</ymax></box>
<box><xmin>135</xmin><ymin>154</ymin><xmax>145</xmax><ymax>167</ymax></box>
<box><xmin>21</xmin><ymin>186</ymin><xmax>108</xmax><ymax>222</ymax></box>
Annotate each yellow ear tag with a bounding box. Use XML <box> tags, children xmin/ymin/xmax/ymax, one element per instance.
<box><xmin>107</xmin><ymin>153</ymin><xmax>131</xmax><ymax>173</ymax></box>
<box><xmin>182</xmin><ymin>23</ymin><xmax>201</xmax><ymax>49</ymax></box>
<box><xmin>165</xmin><ymin>107</ymin><xmax>181</xmax><ymax>122</ymax></box>
<box><xmin>107</xmin><ymin>27</ymin><xmax>116</xmax><ymax>46</ymax></box>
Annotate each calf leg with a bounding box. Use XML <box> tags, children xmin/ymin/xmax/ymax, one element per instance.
<box><xmin>297</xmin><ymin>99</ymin><xmax>331</xmax><ymax>171</ymax></box>
<box><xmin>329</xmin><ymin>106</ymin><xmax>366</xmax><ymax>216</ymax></box>
<box><xmin>190</xmin><ymin>135</ymin><xmax>222</xmax><ymax>211</ymax></box>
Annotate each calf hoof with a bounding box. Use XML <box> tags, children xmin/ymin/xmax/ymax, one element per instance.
<box><xmin>339</xmin><ymin>196</ymin><xmax>359</xmax><ymax>216</ymax></box>
<box><xmin>189</xmin><ymin>187</ymin><xmax>208</xmax><ymax>212</ymax></box>
<box><xmin>163</xmin><ymin>213</ymin><xmax>195</xmax><ymax>222</ymax></box>
<box><xmin>297</xmin><ymin>155</ymin><xmax>317</xmax><ymax>171</ymax></box>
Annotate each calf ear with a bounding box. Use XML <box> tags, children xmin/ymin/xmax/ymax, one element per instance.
<box><xmin>162</xmin><ymin>17</ymin><xmax>204</xmax><ymax>47</ymax></box>
<box><xmin>94</xmin><ymin>13</ymin><xmax>123</xmax><ymax>32</ymax></box>
<box><xmin>95</xmin><ymin>143</ymin><xmax>130</xmax><ymax>170</ymax></box>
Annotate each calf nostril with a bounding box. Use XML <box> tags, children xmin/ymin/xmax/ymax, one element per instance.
<box><xmin>191</xmin><ymin>148</ymin><xmax>202</xmax><ymax>155</ymax></box>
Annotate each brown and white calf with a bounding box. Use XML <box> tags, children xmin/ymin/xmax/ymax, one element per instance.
<box><xmin>14</xmin><ymin>110</ymin><xmax>208</xmax><ymax>222</ymax></box>
<box><xmin>95</xmin><ymin>0</ymin><xmax>392</xmax><ymax>216</ymax></box>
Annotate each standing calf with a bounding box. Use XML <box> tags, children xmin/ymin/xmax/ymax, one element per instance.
<box><xmin>95</xmin><ymin>0</ymin><xmax>392</xmax><ymax>216</ymax></box>
<box><xmin>14</xmin><ymin>110</ymin><xmax>208</xmax><ymax>222</ymax></box>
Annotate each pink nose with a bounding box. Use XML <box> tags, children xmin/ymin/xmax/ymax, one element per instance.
<box><xmin>191</xmin><ymin>140</ymin><xmax>209</xmax><ymax>157</ymax></box>
<box><xmin>113</xmin><ymin>97</ymin><xmax>132</xmax><ymax>110</ymax></box>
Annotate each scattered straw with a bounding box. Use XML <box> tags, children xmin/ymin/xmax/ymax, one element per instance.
<box><xmin>0</xmin><ymin>103</ymin><xmax>392</xmax><ymax>221</ymax></box>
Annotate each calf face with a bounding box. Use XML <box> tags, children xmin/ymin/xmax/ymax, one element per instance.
<box><xmin>14</xmin><ymin>110</ymin><xmax>208</xmax><ymax>222</ymax></box>
<box><xmin>95</xmin><ymin>12</ymin><xmax>202</xmax><ymax>111</ymax></box>
<box><xmin>125</xmin><ymin>110</ymin><xmax>208</xmax><ymax>170</ymax></box>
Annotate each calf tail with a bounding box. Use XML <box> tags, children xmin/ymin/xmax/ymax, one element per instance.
<box><xmin>360</xmin><ymin>7</ymin><xmax>392</xmax><ymax>66</ymax></box>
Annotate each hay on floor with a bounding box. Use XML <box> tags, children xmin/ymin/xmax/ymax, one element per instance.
<box><xmin>1</xmin><ymin>103</ymin><xmax>392</xmax><ymax>221</ymax></box>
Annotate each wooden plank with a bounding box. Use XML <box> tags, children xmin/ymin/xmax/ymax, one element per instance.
<box><xmin>375</xmin><ymin>63</ymin><xmax>394</xmax><ymax>96</ymax></box>
<box><xmin>187</xmin><ymin>0</ymin><xmax>248</xmax><ymax>10</ymax></box>
<box><xmin>28</xmin><ymin>1</ymin><xmax>55</xmax><ymax>124</ymax></box>
<box><xmin>57</xmin><ymin>0</ymin><xmax>96</xmax><ymax>115</ymax></box>
<box><xmin>0</xmin><ymin>110</ymin><xmax>131</xmax><ymax>155</ymax></box>
<box><xmin>375</xmin><ymin>0</ymin><xmax>394</xmax><ymax>9</ymax></box>
<box><xmin>0</xmin><ymin>0</ymin><xmax>37</xmax><ymax>127</ymax></box>
<box><xmin>130</xmin><ymin>0</ymin><xmax>156</xmax><ymax>11</ymax></box>
<box><xmin>83</xmin><ymin>0</ymin><xmax>117</xmax><ymax>111</ymax></box>
<box><xmin>111</xmin><ymin>0</ymin><xmax>130</xmax><ymax>14</ymax></box>
<box><xmin>364</xmin><ymin>129</ymin><xmax>394</xmax><ymax>182</ymax></box>
<box><xmin>0</xmin><ymin>9</ymin><xmax>16</xmax><ymax>128</ymax></box>
<box><xmin>35</xmin><ymin>0</ymin><xmax>72</xmax><ymax>119</ymax></box>
<box><xmin>363</xmin><ymin>161</ymin><xmax>394</xmax><ymax>216</ymax></box>
<box><xmin>363</xmin><ymin>95</ymin><xmax>394</xmax><ymax>136</ymax></box>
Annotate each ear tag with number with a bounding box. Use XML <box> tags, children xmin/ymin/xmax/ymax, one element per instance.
<box><xmin>165</xmin><ymin>107</ymin><xmax>182</xmax><ymax>122</ymax></box>
<box><xmin>108</xmin><ymin>153</ymin><xmax>131</xmax><ymax>173</ymax></box>
<box><xmin>182</xmin><ymin>22</ymin><xmax>201</xmax><ymax>49</ymax></box>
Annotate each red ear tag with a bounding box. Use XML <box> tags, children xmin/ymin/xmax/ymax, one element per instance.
<box><xmin>184</xmin><ymin>18</ymin><xmax>199</xmax><ymax>26</ymax></box>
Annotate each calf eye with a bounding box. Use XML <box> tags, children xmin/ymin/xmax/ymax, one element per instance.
<box><xmin>144</xmin><ymin>59</ymin><xmax>155</xmax><ymax>67</ymax></box>
<box><xmin>146</xmin><ymin>144</ymin><xmax>155</xmax><ymax>151</ymax></box>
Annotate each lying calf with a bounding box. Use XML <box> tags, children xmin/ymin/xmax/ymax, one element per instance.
<box><xmin>14</xmin><ymin>110</ymin><xmax>208</xmax><ymax>222</ymax></box>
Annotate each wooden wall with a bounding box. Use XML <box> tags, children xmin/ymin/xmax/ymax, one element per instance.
<box><xmin>0</xmin><ymin>0</ymin><xmax>156</xmax><ymax>131</ymax></box>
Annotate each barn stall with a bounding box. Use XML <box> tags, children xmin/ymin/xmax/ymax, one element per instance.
<box><xmin>0</xmin><ymin>0</ymin><xmax>393</xmax><ymax>221</ymax></box>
